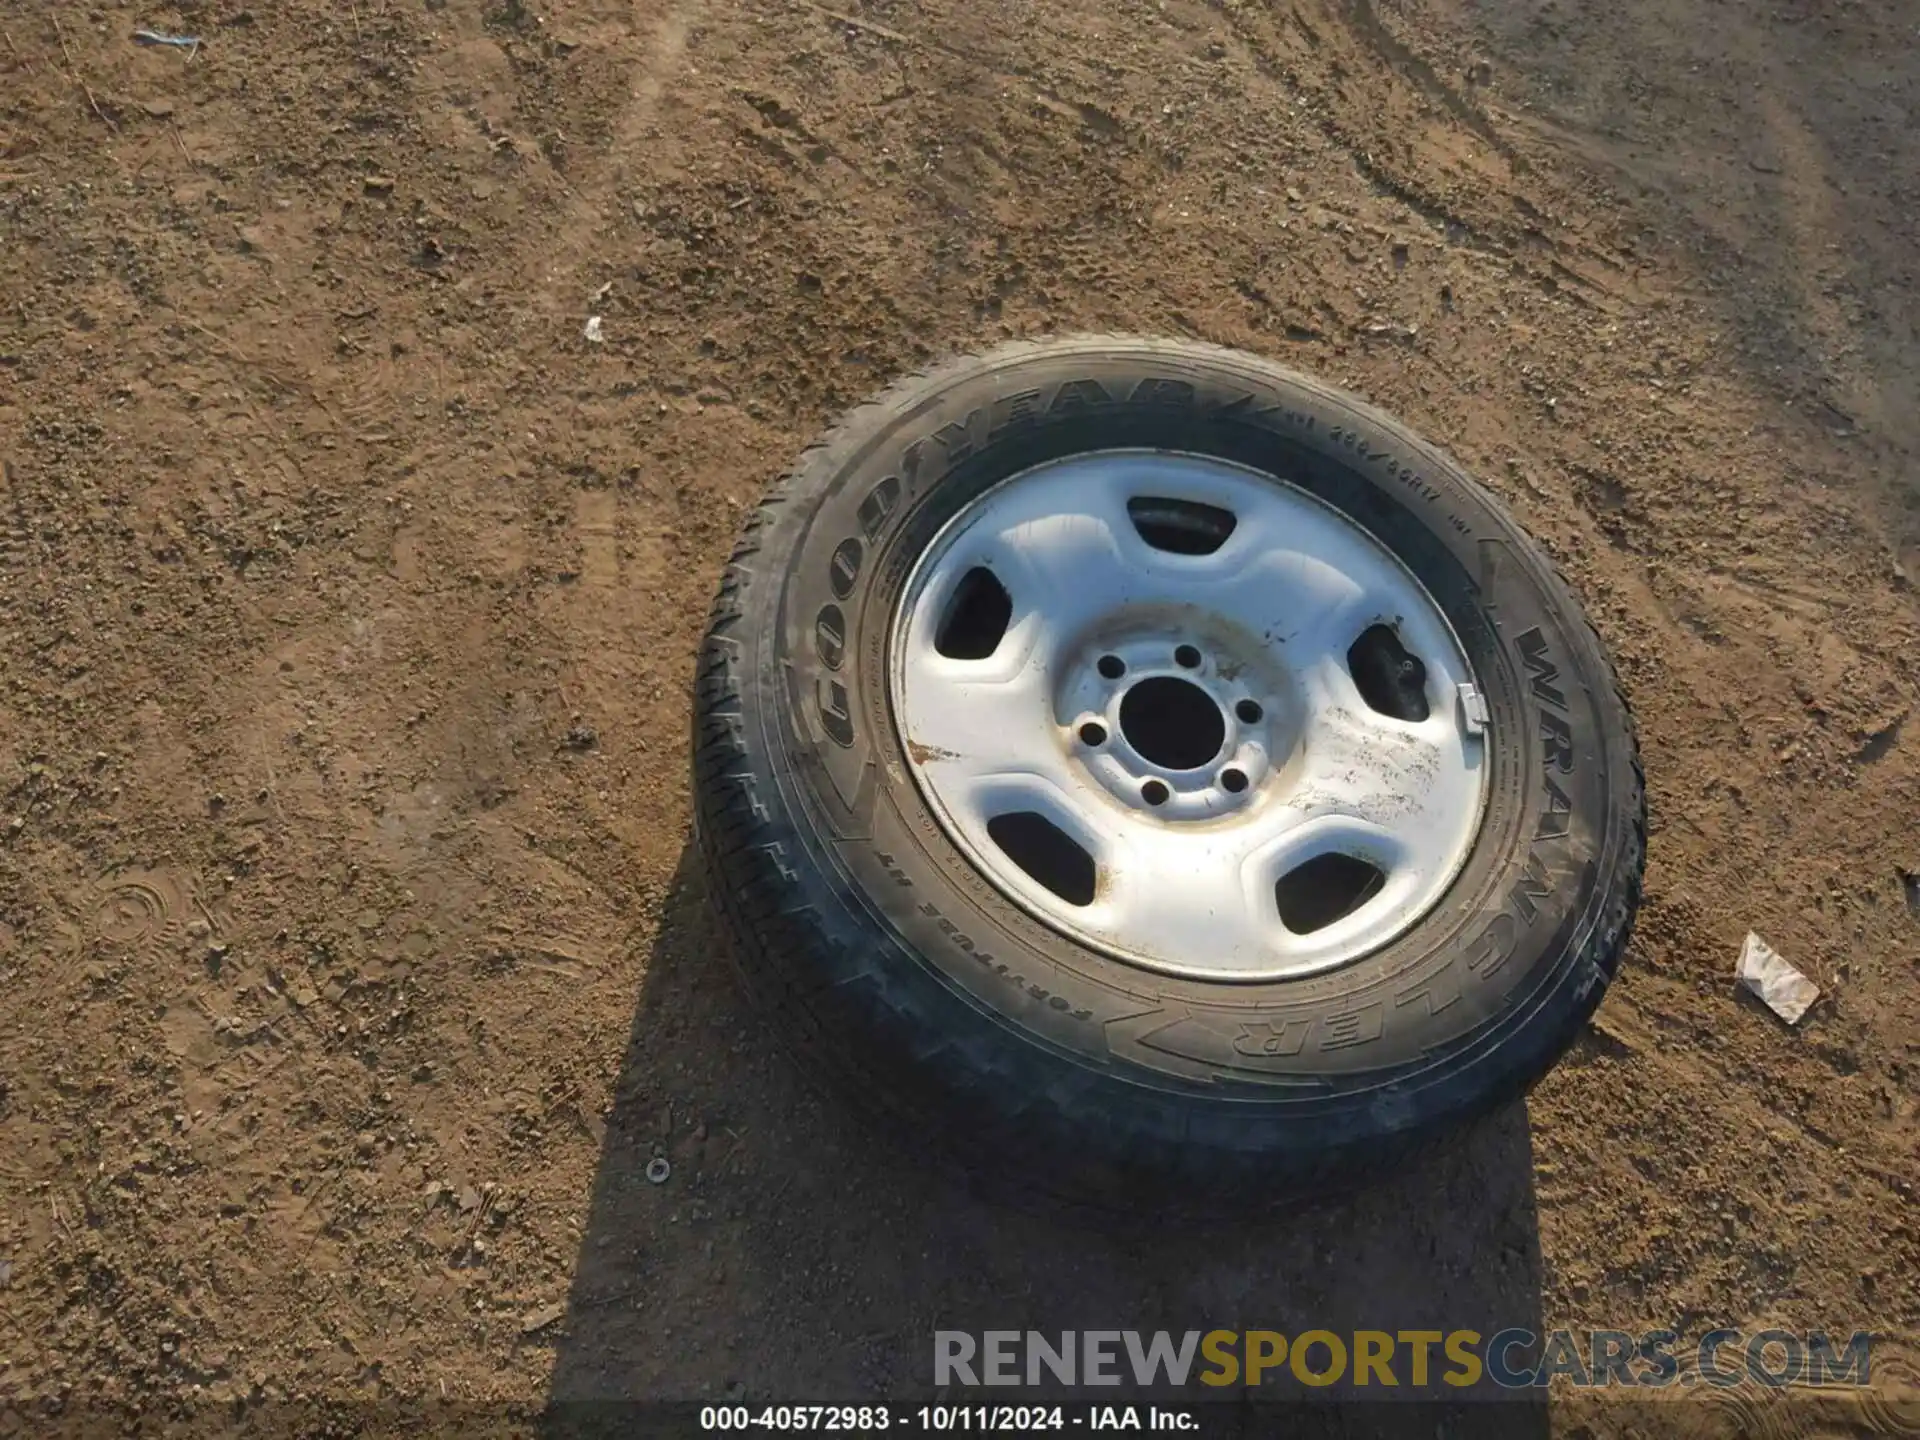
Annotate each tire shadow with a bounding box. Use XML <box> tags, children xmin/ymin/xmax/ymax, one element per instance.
<box><xmin>544</xmin><ymin>843</ymin><xmax>1548</xmax><ymax>1437</ymax></box>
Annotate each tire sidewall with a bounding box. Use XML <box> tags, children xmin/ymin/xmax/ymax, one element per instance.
<box><xmin>733</xmin><ymin>340</ymin><xmax>1631</xmax><ymax>1131</ymax></box>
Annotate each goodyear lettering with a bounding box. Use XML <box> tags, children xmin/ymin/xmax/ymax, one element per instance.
<box><xmin>814</xmin><ymin>603</ymin><xmax>846</xmax><ymax>670</ymax></box>
<box><xmin>931</xmin><ymin>411</ymin><xmax>982</xmax><ymax>463</ymax></box>
<box><xmin>1129</xmin><ymin>377</ymin><xmax>1196</xmax><ymax>407</ymax></box>
<box><xmin>989</xmin><ymin>389</ymin><xmax>1043</xmax><ymax>435</ymax></box>
<box><xmin>817</xmin><ymin>679</ymin><xmax>855</xmax><ymax>748</ymax></box>
<box><xmin>829</xmin><ymin>536</ymin><xmax>863</xmax><ymax>600</ymax></box>
<box><xmin>857</xmin><ymin>475</ymin><xmax>901</xmax><ymax>540</ymax></box>
<box><xmin>1046</xmin><ymin>378</ymin><xmax>1111</xmax><ymax>414</ymax></box>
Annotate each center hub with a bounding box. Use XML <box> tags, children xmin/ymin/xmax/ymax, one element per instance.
<box><xmin>1119</xmin><ymin>675</ymin><xmax>1226</xmax><ymax>771</ymax></box>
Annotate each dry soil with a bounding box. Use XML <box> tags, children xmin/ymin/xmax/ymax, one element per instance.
<box><xmin>2</xmin><ymin>0</ymin><xmax>1917</xmax><ymax>1434</ymax></box>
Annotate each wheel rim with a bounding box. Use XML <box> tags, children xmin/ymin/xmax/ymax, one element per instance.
<box><xmin>887</xmin><ymin>450</ymin><xmax>1492</xmax><ymax>984</ymax></box>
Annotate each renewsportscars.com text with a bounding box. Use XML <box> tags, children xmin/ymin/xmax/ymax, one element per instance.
<box><xmin>933</xmin><ymin>1329</ymin><xmax>1873</xmax><ymax>1389</ymax></box>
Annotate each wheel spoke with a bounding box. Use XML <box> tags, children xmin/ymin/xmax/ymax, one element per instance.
<box><xmin>947</xmin><ymin>476</ymin><xmax>1146</xmax><ymax>663</ymax></box>
<box><xmin>1284</xmin><ymin>696</ymin><xmax>1482</xmax><ymax>896</ymax></box>
<box><xmin>891</xmin><ymin>654</ymin><xmax>1068</xmax><ymax>793</ymax></box>
<box><xmin>1093</xmin><ymin>820</ymin><xmax>1284</xmax><ymax>974</ymax></box>
<box><xmin>1087</xmin><ymin>807</ymin><xmax>1414</xmax><ymax>975</ymax></box>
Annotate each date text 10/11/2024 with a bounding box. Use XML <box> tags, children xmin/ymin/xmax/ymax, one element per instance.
<box><xmin>700</xmin><ymin>1407</ymin><xmax>1196</xmax><ymax>1432</ymax></box>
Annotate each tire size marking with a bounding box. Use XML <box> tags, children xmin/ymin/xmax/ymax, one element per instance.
<box><xmin>1332</xmin><ymin>424</ymin><xmax>1473</xmax><ymax>535</ymax></box>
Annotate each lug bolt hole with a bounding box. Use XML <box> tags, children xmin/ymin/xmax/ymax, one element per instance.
<box><xmin>1141</xmin><ymin>779</ymin><xmax>1170</xmax><ymax>806</ymax></box>
<box><xmin>1174</xmin><ymin>644</ymin><xmax>1203</xmax><ymax>669</ymax></box>
<box><xmin>1235</xmin><ymin>699</ymin><xmax>1263</xmax><ymax>724</ymax></box>
<box><xmin>1221</xmin><ymin>768</ymin><xmax>1248</xmax><ymax>793</ymax></box>
<box><xmin>1078</xmin><ymin>721</ymin><xmax>1108</xmax><ymax>747</ymax></box>
<box><xmin>1097</xmin><ymin>654</ymin><xmax>1126</xmax><ymax>680</ymax></box>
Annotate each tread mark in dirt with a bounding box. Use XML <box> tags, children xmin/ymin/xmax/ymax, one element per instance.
<box><xmin>576</xmin><ymin>489</ymin><xmax>619</xmax><ymax>591</ymax></box>
<box><xmin>1342</xmin><ymin>0</ymin><xmax>1518</xmax><ymax>164</ymax></box>
<box><xmin>541</xmin><ymin>4</ymin><xmax>695</xmax><ymax>304</ymax></box>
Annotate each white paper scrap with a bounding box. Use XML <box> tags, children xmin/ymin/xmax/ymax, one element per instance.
<box><xmin>1736</xmin><ymin>931</ymin><xmax>1819</xmax><ymax>1025</ymax></box>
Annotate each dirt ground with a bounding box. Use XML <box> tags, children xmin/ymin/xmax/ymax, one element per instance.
<box><xmin>2</xmin><ymin>0</ymin><xmax>1918</xmax><ymax>1431</ymax></box>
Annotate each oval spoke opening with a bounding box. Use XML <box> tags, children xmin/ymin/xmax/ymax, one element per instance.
<box><xmin>1347</xmin><ymin>622</ymin><xmax>1432</xmax><ymax>722</ymax></box>
<box><xmin>1126</xmin><ymin>495</ymin><xmax>1238</xmax><ymax>555</ymax></box>
<box><xmin>1275</xmin><ymin>853</ymin><xmax>1388</xmax><ymax>934</ymax></box>
<box><xmin>986</xmin><ymin>811</ymin><xmax>1098</xmax><ymax>907</ymax></box>
<box><xmin>935</xmin><ymin>566</ymin><xmax>1014</xmax><ymax>660</ymax></box>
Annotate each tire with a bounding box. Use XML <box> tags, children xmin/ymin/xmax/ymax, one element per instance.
<box><xmin>693</xmin><ymin>335</ymin><xmax>1645</xmax><ymax>1212</ymax></box>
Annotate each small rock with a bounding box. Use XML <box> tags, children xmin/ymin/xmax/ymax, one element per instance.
<box><xmin>520</xmin><ymin>1302</ymin><xmax>566</xmax><ymax>1335</ymax></box>
<box><xmin>458</xmin><ymin>1185</ymin><xmax>481</xmax><ymax>1212</ymax></box>
<box><xmin>354</xmin><ymin>1132</ymin><xmax>377</xmax><ymax>1157</ymax></box>
<box><xmin>363</xmin><ymin>175</ymin><xmax>395</xmax><ymax>195</ymax></box>
<box><xmin>583</xmin><ymin>316</ymin><xmax>605</xmax><ymax>344</ymax></box>
<box><xmin>564</xmin><ymin>724</ymin><xmax>598</xmax><ymax>751</ymax></box>
<box><xmin>140</xmin><ymin>99</ymin><xmax>176</xmax><ymax>118</ymax></box>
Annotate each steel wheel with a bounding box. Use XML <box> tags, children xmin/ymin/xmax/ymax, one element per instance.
<box><xmin>891</xmin><ymin>451</ymin><xmax>1489</xmax><ymax>981</ymax></box>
